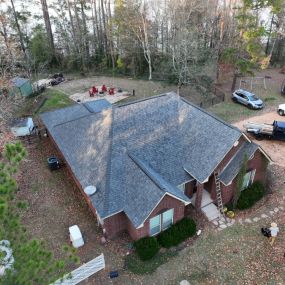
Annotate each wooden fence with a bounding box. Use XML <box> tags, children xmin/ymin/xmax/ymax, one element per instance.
<box><xmin>199</xmin><ymin>86</ymin><xmax>225</xmax><ymax>109</ymax></box>
<box><xmin>52</xmin><ymin>253</ymin><xmax>105</xmax><ymax>285</ymax></box>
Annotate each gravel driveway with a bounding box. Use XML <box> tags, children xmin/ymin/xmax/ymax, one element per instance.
<box><xmin>233</xmin><ymin>111</ymin><xmax>285</xmax><ymax>166</ymax></box>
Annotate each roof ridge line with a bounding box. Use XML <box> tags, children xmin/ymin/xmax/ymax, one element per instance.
<box><xmin>116</xmin><ymin>93</ymin><xmax>171</xmax><ymax>108</ymax></box>
<box><xmin>40</xmin><ymin>103</ymin><xmax>81</xmax><ymax>116</ymax></box>
<box><xmin>179</xmin><ymin>97</ymin><xmax>241</xmax><ymax>133</ymax></box>
<box><xmin>219</xmin><ymin>140</ymin><xmax>248</xmax><ymax>176</ymax></box>
<box><xmin>128</xmin><ymin>152</ymin><xmax>165</xmax><ymax>193</ymax></box>
<box><xmin>51</xmin><ymin>108</ymin><xmax>112</xmax><ymax>128</ymax></box>
<box><xmin>102</xmin><ymin>109</ymin><xmax>116</xmax><ymax>216</ymax></box>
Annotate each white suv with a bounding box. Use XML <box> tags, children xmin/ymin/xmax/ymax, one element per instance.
<box><xmin>278</xmin><ymin>104</ymin><xmax>285</xmax><ymax>116</ymax></box>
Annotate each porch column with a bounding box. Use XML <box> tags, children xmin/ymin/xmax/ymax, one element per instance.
<box><xmin>195</xmin><ymin>183</ymin><xmax>203</xmax><ymax>209</ymax></box>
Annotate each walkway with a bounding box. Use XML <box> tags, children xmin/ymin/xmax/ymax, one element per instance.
<box><xmin>212</xmin><ymin>196</ymin><xmax>285</xmax><ymax>231</ymax></box>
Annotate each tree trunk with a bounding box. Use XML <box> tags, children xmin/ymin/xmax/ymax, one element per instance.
<box><xmin>231</xmin><ymin>72</ymin><xmax>238</xmax><ymax>92</ymax></box>
<box><xmin>80</xmin><ymin>0</ymin><xmax>90</xmax><ymax>66</ymax></box>
<box><xmin>40</xmin><ymin>0</ymin><xmax>55</xmax><ymax>57</ymax></box>
<box><xmin>73</xmin><ymin>1</ymin><xmax>85</xmax><ymax>70</ymax></box>
<box><xmin>10</xmin><ymin>0</ymin><xmax>28</xmax><ymax>62</ymax></box>
<box><xmin>107</xmin><ymin>0</ymin><xmax>116</xmax><ymax>70</ymax></box>
<box><xmin>265</xmin><ymin>15</ymin><xmax>274</xmax><ymax>56</ymax></box>
<box><xmin>66</xmin><ymin>0</ymin><xmax>79</xmax><ymax>54</ymax></box>
<box><xmin>100</xmin><ymin>0</ymin><xmax>108</xmax><ymax>55</ymax></box>
<box><xmin>91</xmin><ymin>0</ymin><xmax>99</xmax><ymax>53</ymax></box>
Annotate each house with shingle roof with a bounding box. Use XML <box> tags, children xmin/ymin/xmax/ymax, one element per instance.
<box><xmin>40</xmin><ymin>94</ymin><xmax>270</xmax><ymax>240</ymax></box>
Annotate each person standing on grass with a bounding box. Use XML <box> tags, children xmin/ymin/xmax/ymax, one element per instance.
<box><xmin>269</xmin><ymin>222</ymin><xmax>279</xmax><ymax>246</ymax></box>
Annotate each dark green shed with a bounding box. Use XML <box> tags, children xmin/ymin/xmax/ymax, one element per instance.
<box><xmin>11</xmin><ymin>77</ymin><xmax>33</xmax><ymax>97</ymax></box>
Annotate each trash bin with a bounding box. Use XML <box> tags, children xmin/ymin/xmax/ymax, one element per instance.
<box><xmin>47</xmin><ymin>156</ymin><xmax>60</xmax><ymax>170</ymax></box>
<box><xmin>109</xmin><ymin>271</ymin><xmax>119</xmax><ymax>278</ymax></box>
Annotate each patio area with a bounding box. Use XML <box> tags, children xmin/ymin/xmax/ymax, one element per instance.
<box><xmin>191</xmin><ymin>190</ymin><xmax>220</xmax><ymax>221</ymax></box>
<box><xmin>70</xmin><ymin>85</ymin><xmax>130</xmax><ymax>104</ymax></box>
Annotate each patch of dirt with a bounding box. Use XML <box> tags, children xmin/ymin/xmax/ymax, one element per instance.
<box><xmin>15</xmin><ymin>138</ymin><xmax>132</xmax><ymax>284</ymax></box>
<box><xmin>218</xmin><ymin>67</ymin><xmax>285</xmax><ymax>96</ymax></box>
<box><xmin>54</xmin><ymin>75</ymin><xmax>217</xmax><ymax>106</ymax></box>
<box><xmin>70</xmin><ymin>85</ymin><xmax>130</xmax><ymax>104</ymax></box>
<box><xmin>233</xmin><ymin>111</ymin><xmax>285</xmax><ymax>166</ymax></box>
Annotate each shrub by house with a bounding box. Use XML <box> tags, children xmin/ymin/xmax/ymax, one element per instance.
<box><xmin>157</xmin><ymin>218</ymin><xmax>196</xmax><ymax>248</ymax></box>
<box><xmin>236</xmin><ymin>181</ymin><xmax>265</xmax><ymax>210</ymax></box>
<box><xmin>134</xmin><ymin>236</ymin><xmax>160</xmax><ymax>260</ymax></box>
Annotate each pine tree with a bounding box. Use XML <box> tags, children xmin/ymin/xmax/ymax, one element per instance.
<box><xmin>0</xmin><ymin>143</ymin><xmax>79</xmax><ymax>285</ymax></box>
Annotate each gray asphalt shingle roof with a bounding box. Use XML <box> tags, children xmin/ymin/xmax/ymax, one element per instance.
<box><xmin>83</xmin><ymin>99</ymin><xmax>111</xmax><ymax>113</ymax></box>
<box><xmin>40</xmin><ymin>93</ymin><xmax>245</xmax><ymax>228</ymax></box>
<box><xmin>11</xmin><ymin>77</ymin><xmax>29</xmax><ymax>88</ymax></box>
<box><xmin>219</xmin><ymin>142</ymin><xmax>259</xmax><ymax>185</ymax></box>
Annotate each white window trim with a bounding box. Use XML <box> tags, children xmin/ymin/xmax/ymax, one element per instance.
<box><xmin>161</xmin><ymin>209</ymin><xmax>174</xmax><ymax>231</ymax></box>
<box><xmin>150</xmin><ymin>215</ymin><xmax>161</xmax><ymax>236</ymax></box>
<box><xmin>149</xmin><ymin>208</ymin><xmax>174</xmax><ymax>236</ymax></box>
<box><xmin>242</xmin><ymin>169</ymin><xmax>256</xmax><ymax>190</ymax></box>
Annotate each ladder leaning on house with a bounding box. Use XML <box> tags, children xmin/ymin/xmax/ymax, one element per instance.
<box><xmin>214</xmin><ymin>171</ymin><xmax>226</xmax><ymax>219</ymax></box>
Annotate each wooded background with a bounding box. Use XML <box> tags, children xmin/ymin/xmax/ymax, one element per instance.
<box><xmin>0</xmin><ymin>0</ymin><xmax>285</xmax><ymax>86</ymax></box>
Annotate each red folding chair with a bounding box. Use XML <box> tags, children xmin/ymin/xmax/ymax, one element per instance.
<box><xmin>102</xmin><ymin>84</ymin><xmax>107</xmax><ymax>92</ymax></box>
<box><xmin>92</xmin><ymin>86</ymin><xmax>98</xmax><ymax>94</ymax></box>
<box><xmin>109</xmin><ymin>87</ymin><xmax>115</xmax><ymax>95</ymax></box>
<box><xmin>89</xmin><ymin>89</ymin><xmax>94</xmax><ymax>97</ymax></box>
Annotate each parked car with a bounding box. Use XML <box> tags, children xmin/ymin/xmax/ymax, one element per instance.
<box><xmin>278</xmin><ymin>104</ymin><xmax>285</xmax><ymax>116</ymax></box>
<box><xmin>50</xmin><ymin>76</ymin><xmax>65</xmax><ymax>86</ymax></box>
<box><xmin>50</xmin><ymin>73</ymin><xmax>65</xmax><ymax>86</ymax></box>
<box><xmin>232</xmin><ymin>89</ymin><xmax>264</xmax><ymax>109</ymax></box>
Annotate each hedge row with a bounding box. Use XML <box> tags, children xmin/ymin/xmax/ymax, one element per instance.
<box><xmin>236</xmin><ymin>181</ymin><xmax>265</xmax><ymax>210</ymax></box>
<box><xmin>133</xmin><ymin>237</ymin><xmax>160</xmax><ymax>261</ymax></box>
<box><xmin>157</xmin><ymin>218</ymin><xmax>196</xmax><ymax>248</ymax></box>
<box><xmin>134</xmin><ymin>218</ymin><xmax>196</xmax><ymax>260</ymax></box>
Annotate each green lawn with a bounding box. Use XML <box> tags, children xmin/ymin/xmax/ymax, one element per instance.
<box><xmin>125</xmin><ymin>251</ymin><xmax>177</xmax><ymax>275</ymax></box>
<box><xmin>16</xmin><ymin>88</ymin><xmax>74</xmax><ymax>117</ymax></box>
<box><xmin>208</xmin><ymin>88</ymin><xmax>282</xmax><ymax>123</ymax></box>
<box><xmin>38</xmin><ymin>89</ymin><xmax>74</xmax><ymax>113</ymax></box>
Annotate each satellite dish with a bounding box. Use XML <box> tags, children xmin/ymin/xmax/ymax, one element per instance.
<box><xmin>84</xmin><ymin>185</ymin><xmax>97</xmax><ymax>196</ymax></box>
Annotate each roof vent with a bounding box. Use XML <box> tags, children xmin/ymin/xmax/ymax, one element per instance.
<box><xmin>84</xmin><ymin>185</ymin><xmax>97</xmax><ymax>196</ymax></box>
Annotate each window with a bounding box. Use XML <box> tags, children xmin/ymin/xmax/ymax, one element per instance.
<box><xmin>150</xmin><ymin>215</ymin><xmax>161</xmax><ymax>236</ymax></box>
<box><xmin>162</xmin><ymin>209</ymin><xmax>174</xmax><ymax>230</ymax></box>
<box><xmin>149</xmin><ymin>209</ymin><xmax>174</xmax><ymax>236</ymax></box>
<box><xmin>242</xmin><ymin>170</ymin><xmax>256</xmax><ymax>190</ymax></box>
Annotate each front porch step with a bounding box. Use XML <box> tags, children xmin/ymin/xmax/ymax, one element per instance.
<box><xmin>201</xmin><ymin>203</ymin><xmax>220</xmax><ymax>221</ymax></box>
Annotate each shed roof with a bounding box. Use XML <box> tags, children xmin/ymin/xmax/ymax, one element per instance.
<box><xmin>11</xmin><ymin>77</ymin><xmax>29</xmax><ymax>88</ymax></box>
<box><xmin>11</xmin><ymin>117</ymin><xmax>30</xmax><ymax>128</ymax></box>
<box><xmin>40</xmin><ymin>93</ymin><xmax>246</xmax><ymax>228</ymax></box>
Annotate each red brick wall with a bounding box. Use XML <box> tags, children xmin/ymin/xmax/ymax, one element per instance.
<box><xmin>126</xmin><ymin>195</ymin><xmax>186</xmax><ymax>240</ymax></box>
<box><xmin>215</xmin><ymin>149</ymin><xmax>267</xmax><ymax>205</ymax></box>
<box><xmin>185</xmin><ymin>181</ymin><xmax>195</xmax><ymax>198</ymax></box>
<box><xmin>103</xmin><ymin>212</ymin><xmax>128</xmax><ymax>238</ymax></box>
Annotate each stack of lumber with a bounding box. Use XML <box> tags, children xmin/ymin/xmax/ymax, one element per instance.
<box><xmin>243</xmin><ymin>122</ymin><xmax>273</xmax><ymax>135</ymax></box>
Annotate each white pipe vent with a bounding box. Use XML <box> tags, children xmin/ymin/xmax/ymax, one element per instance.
<box><xmin>84</xmin><ymin>185</ymin><xmax>97</xmax><ymax>196</ymax></box>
